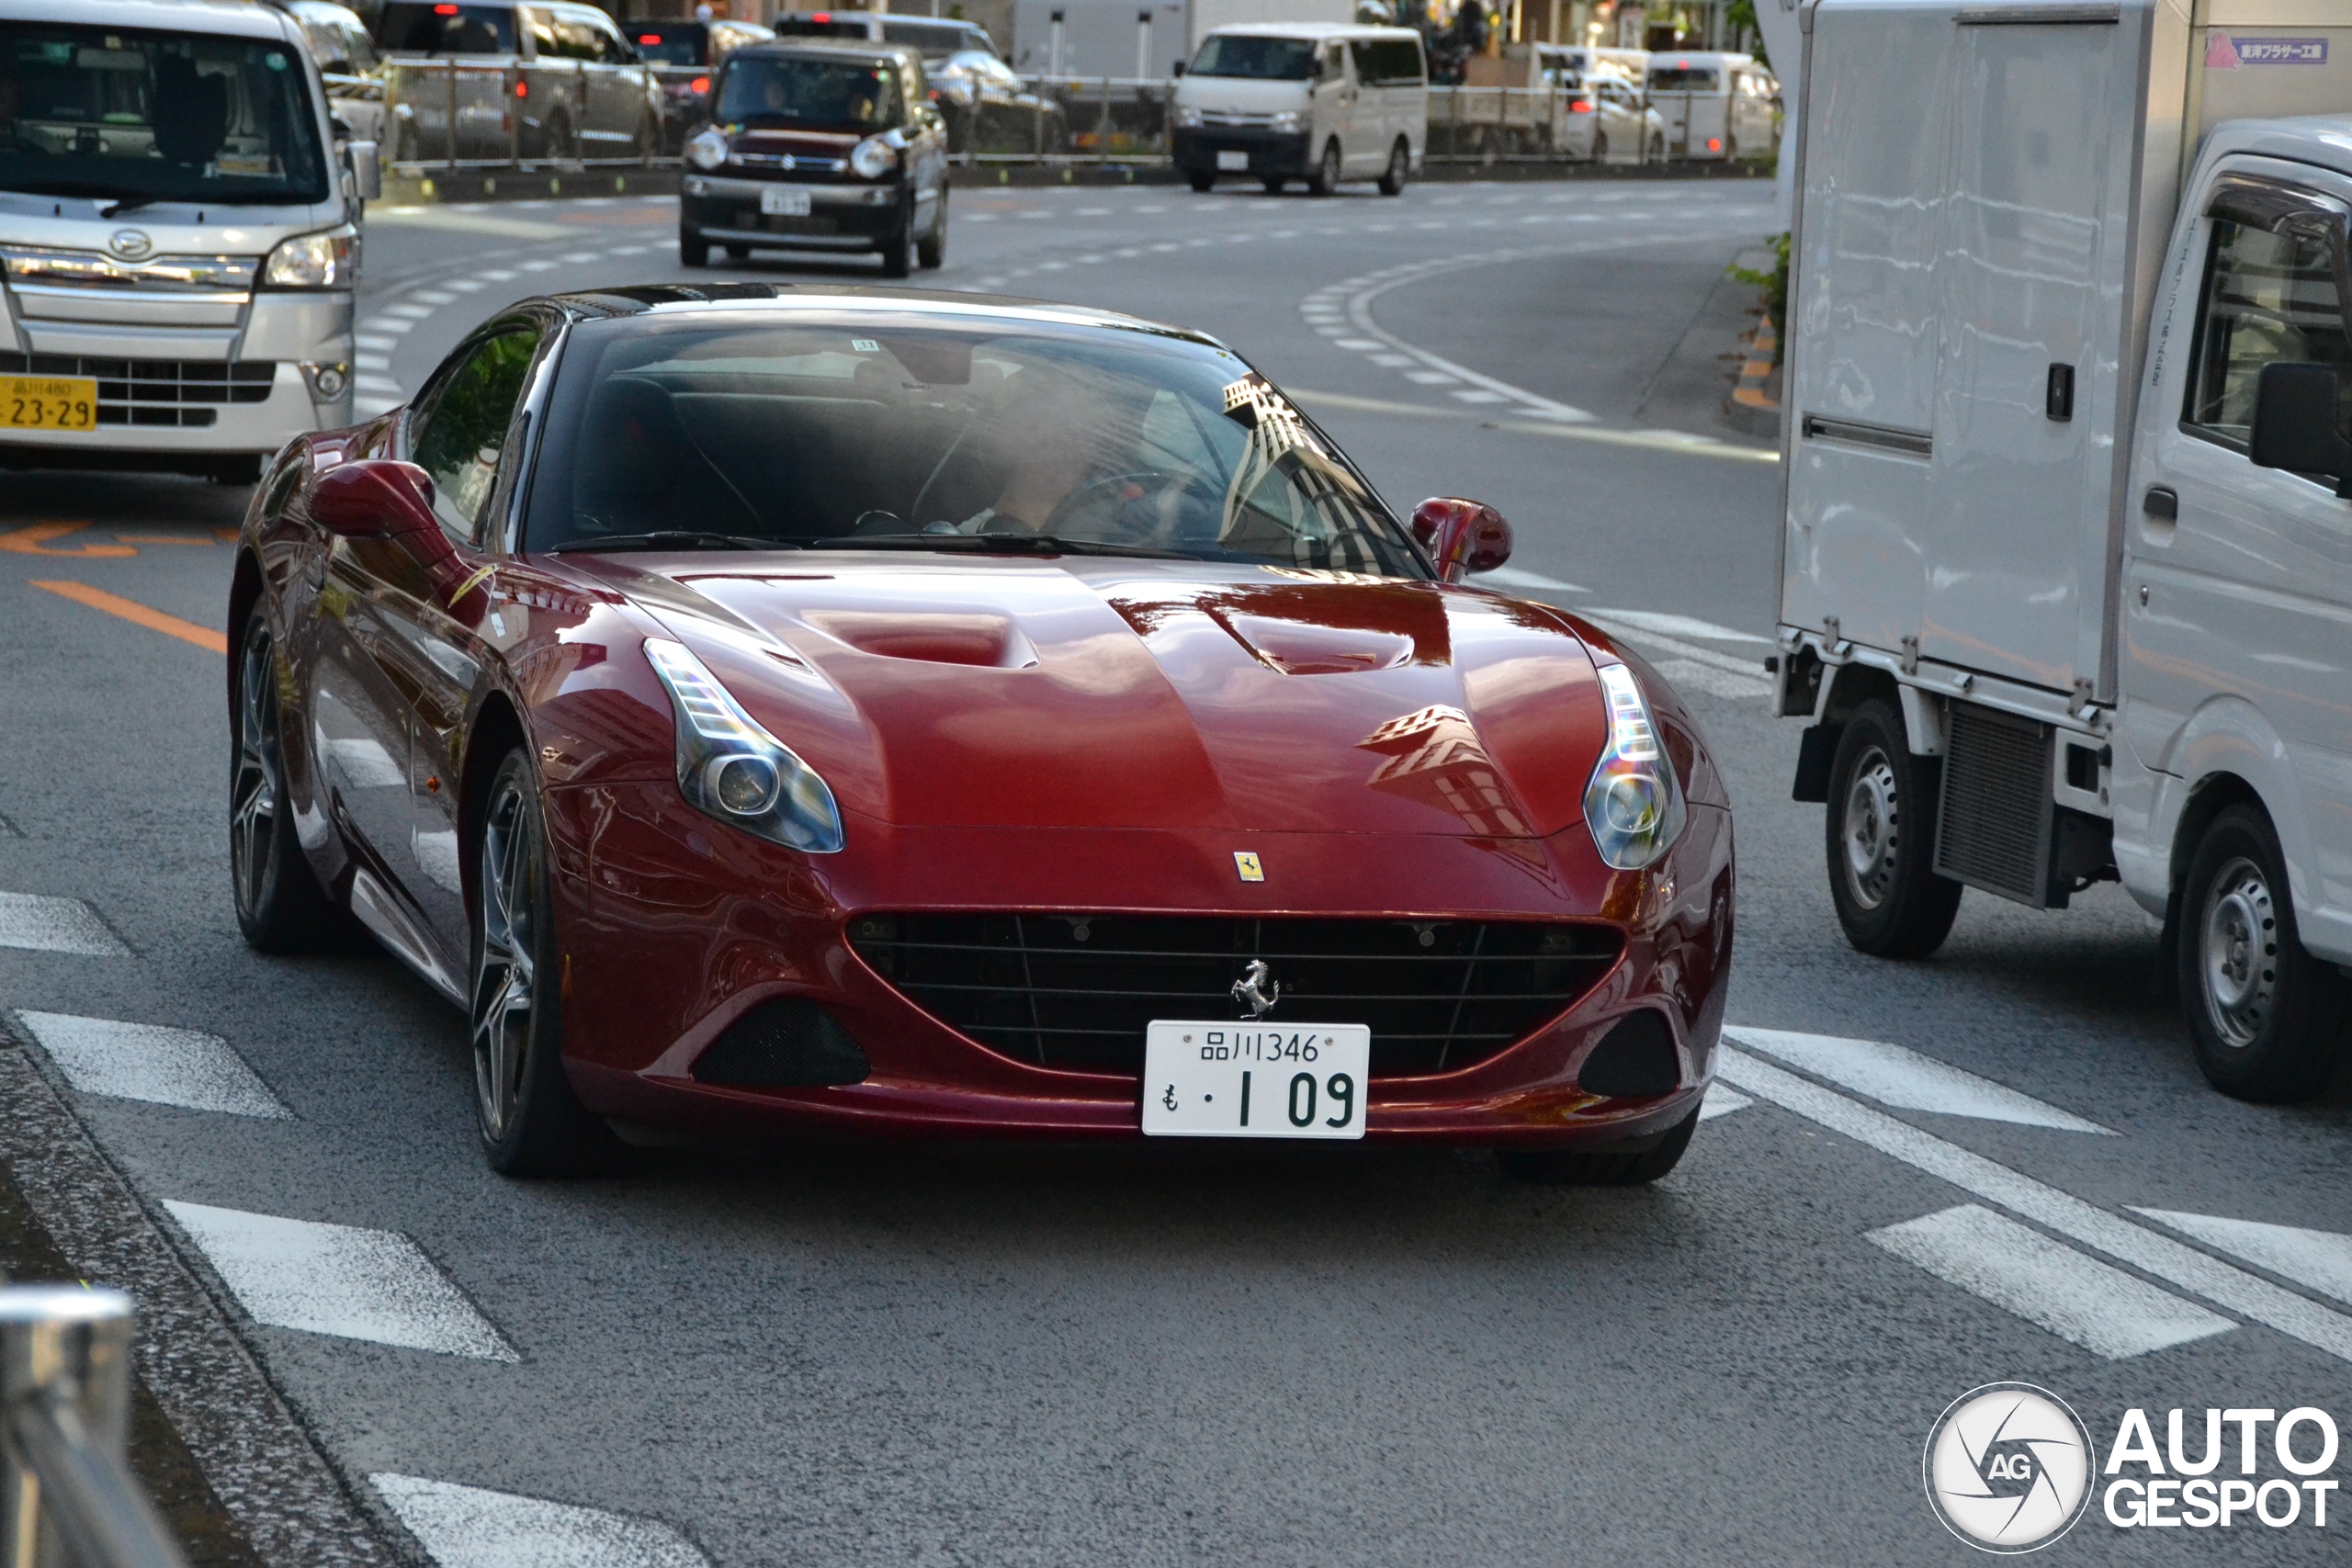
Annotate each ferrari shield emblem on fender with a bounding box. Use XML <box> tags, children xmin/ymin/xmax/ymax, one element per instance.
<box><xmin>1233</xmin><ymin>851</ymin><xmax>1264</xmax><ymax>883</ymax></box>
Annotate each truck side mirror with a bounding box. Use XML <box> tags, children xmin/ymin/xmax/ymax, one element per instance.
<box><xmin>2248</xmin><ymin>362</ymin><xmax>2352</xmax><ymax>494</ymax></box>
<box><xmin>347</xmin><ymin>139</ymin><xmax>382</xmax><ymax>200</ymax></box>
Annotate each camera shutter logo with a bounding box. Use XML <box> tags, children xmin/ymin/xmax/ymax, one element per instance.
<box><xmin>1923</xmin><ymin>1383</ymin><xmax>2097</xmax><ymax>1553</ymax></box>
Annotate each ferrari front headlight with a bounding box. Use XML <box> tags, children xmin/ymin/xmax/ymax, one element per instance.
<box><xmin>1582</xmin><ymin>662</ymin><xmax>1685</xmax><ymax>871</ymax></box>
<box><xmin>685</xmin><ymin>128</ymin><xmax>729</xmax><ymax>170</ymax></box>
<box><xmin>849</xmin><ymin>134</ymin><xmax>899</xmax><ymax>179</ymax></box>
<box><xmin>263</xmin><ymin>225</ymin><xmax>359</xmax><ymax>288</ymax></box>
<box><xmin>643</xmin><ymin>637</ymin><xmax>843</xmax><ymax>854</ymax></box>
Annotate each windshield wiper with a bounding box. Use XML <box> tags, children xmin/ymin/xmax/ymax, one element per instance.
<box><xmin>806</xmin><ymin>532</ymin><xmax>1194</xmax><ymax>561</ymax></box>
<box><xmin>548</xmin><ymin>531</ymin><xmax>790</xmax><ymax>553</ymax></box>
<box><xmin>100</xmin><ymin>197</ymin><xmax>159</xmax><ymax>218</ymax></box>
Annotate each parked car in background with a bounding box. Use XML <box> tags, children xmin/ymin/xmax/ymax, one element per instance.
<box><xmin>1645</xmin><ymin>51</ymin><xmax>1774</xmax><ymax>160</ymax></box>
<box><xmin>1532</xmin><ymin>51</ymin><xmax>1659</xmax><ymax>163</ymax></box>
<box><xmin>1172</xmin><ymin>24</ymin><xmax>1425</xmax><ymax>196</ymax></box>
<box><xmin>772</xmin><ymin>10</ymin><xmax>1001</xmax><ymax>63</ymax></box>
<box><xmin>279</xmin><ymin>0</ymin><xmax>390</xmax><ymax>147</ymax></box>
<box><xmin>680</xmin><ymin>42</ymin><xmax>948</xmax><ymax>275</ymax></box>
<box><xmin>0</xmin><ymin>0</ymin><xmax>373</xmax><ymax>481</ymax></box>
<box><xmin>926</xmin><ymin>48</ymin><xmax>1064</xmax><ymax>156</ymax></box>
<box><xmin>623</xmin><ymin>16</ymin><xmax>774</xmax><ymax>152</ymax></box>
<box><xmin>373</xmin><ymin>0</ymin><xmax>661</xmax><ymax>164</ymax></box>
<box><xmin>1546</xmin><ymin>43</ymin><xmax>1648</xmax><ymax>91</ymax></box>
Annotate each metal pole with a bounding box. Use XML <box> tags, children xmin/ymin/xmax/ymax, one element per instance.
<box><xmin>445</xmin><ymin>60</ymin><xmax>457</xmax><ymax>170</ymax></box>
<box><xmin>1048</xmin><ymin>9</ymin><xmax>1064</xmax><ymax>77</ymax></box>
<box><xmin>1</xmin><ymin>1287</ymin><xmax>185</xmax><ymax>1568</ymax></box>
<box><xmin>1136</xmin><ymin>11</ymin><xmax>1151</xmax><ymax>82</ymax></box>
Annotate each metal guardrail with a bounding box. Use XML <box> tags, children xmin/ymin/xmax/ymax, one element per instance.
<box><xmin>383</xmin><ymin>58</ymin><xmax>662</xmax><ymax>171</ymax></box>
<box><xmin>0</xmin><ymin>1287</ymin><xmax>187</xmax><ymax>1568</ymax></box>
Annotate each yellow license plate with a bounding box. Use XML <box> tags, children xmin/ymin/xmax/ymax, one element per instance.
<box><xmin>1</xmin><ymin>376</ymin><xmax>99</xmax><ymax>432</ymax></box>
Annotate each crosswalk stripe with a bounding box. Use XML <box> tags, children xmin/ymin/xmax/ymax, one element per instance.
<box><xmin>18</xmin><ymin>1010</ymin><xmax>289</xmax><ymax>1119</ymax></box>
<box><xmin>370</xmin><ymin>1475</ymin><xmax>707</xmax><ymax>1568</ymax></box>
<box><xmin>164</xmin><ymin>1201</ymin><xmax>516</xmax><ymax>1361</ymax></box>
<box><xmin>1870</xmin><ymin>1204</ymin><xmax>2235</xmax><ymax>1359</ymax></box>
<box><xmin>2132</xmin><ymin>1211</ymin><xmax>2352</xmax><ymax>1308</ymax></box>
<box><xmin>1698</xmin><ymin>1085</ymin><xmax>1752</xmax><ymax>1121</ymax></box>
<box><xmin>0</xmin><ymin>890</ymin><xmax>130</xmax><ymax>956</ymax></box>
<box><xmin>1724</xmin><ymin>1026</ymin><xmax>2111</xmax><ymax>1134</ymax></box>
<box><xmin>1717</xmin><ymin>1047</ymin><xmax>2352</xmax><ymax>1363</ymax></box>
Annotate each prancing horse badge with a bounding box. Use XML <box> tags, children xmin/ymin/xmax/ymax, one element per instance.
<box><xmin>1233</xmin><ymin>851</ymin><xmax>1264</xmax><ymax>883</ymax></box>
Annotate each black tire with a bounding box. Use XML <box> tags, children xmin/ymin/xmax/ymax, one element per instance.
<box><xmin>679</xmin><ymin>229</ymin><xmax>708</xmax><ymax>267</ymax></box>
<box><xmin>917</xmin><ymin>187</ymin><xmax>946</xmax><ymax>269</ymax></box>
<box><xmin>1187</xmin><ymin>170</ymin><xmax>1216</xmax><ymax>193</ymax></box>
<box><xmin>230</xmin><ymin>608</ymin><xmax>354</xmax><ymax>953</ymax></box>
<box><xmin>1498</xmin><ymin>1107</ymin><xmax>1699</xmax><ymax>1187</ymax></box>
<box><xmin>1824</xmin><ymin>699</ymin><xmax>1963</xmax><ymax>959</ymax></box>
<box><xmin>2177</xmin><ymin>804</ymin><xmax>2349</xmax><ymax>1102</ymax></box>
<box><xmin>877</xmin><ymin>199</ymin><xmax>916</xmax><ymax>278</ymax></box>
<box><xmin>469</xmin><ymin>749</ymin><xmax>619</xmax><ymax>1176</ymax></box>
<box><xmin>1377</xmin><ymin>137</ymin><xmax>1408</xmax><ymax>196</ymax></box>
<box><xmin>1261</xmin><ymin>175</ymin><xmax>1285</xmax><ymax>195</ymax></box>
<box><xmin>725</xmin><ymin>244</ymin><xmax>751</xmax><ymax>261</ymax></box>
<box><xmin>1307</xmin><ymin>137</ymin><xmax>1341</xmax><ymax>197</ymax></box>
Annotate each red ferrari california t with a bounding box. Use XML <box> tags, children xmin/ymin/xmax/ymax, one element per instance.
<box><xmin>227</xmin><ymin>284</ymin><xmax>1733</xmax><ymax>1180</ymax></box>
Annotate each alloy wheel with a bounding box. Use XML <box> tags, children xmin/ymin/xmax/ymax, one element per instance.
<box><xmin>230</xmin><ymin>622</ymin><xmax>280</xmax><ymax>919</ymax></box>
<box><xmin>471</xmin><ymin>773</ymin><xmax>539</xmax><ymax>1142</ymax></box>
<box><xmin>2199</xmin><ymin>855</ymin><xmax>2278</xmax><ymax>1050</ymax></box>
<box><xmin>1840</xmin><ymin>746</ymin><xmax>1901</xmax><ymax>911</ymax></box>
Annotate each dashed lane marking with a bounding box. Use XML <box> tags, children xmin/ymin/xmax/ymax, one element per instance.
<box><xmin>1724</xmin><ymin>1026</ymin><xmax>2114</xmax><ymax>1134</ymax></box>
<box><xmin>164</xmin><ymin>1201</ymin><xmax>517</xmax><ymax>1361</ymax></box>
<box><xmin>371</xmin><ymin>1475</ymin><xmax>708</xmax><ymax>1568</ymax></box>
<box><xmin>1870</xmin><ymin>1204</ymin><xmax>2237</xmax><ymax>1360</ymax></box>
<box><xmin>2132</xmin><ymin>1211</ymin><xmax>2352</xmax><ymax>1308</ymax></box>
<box><xmin>30</xmin><ymin>581</ymin><xmax>226</xmax><ymax>653</ymax></box>
<box><xmin>1698</xmin><ymin>1086</ymin><xmax>1752</xmax><ymax>1121</ymax></box>
<box><xmin>1717</xmin><ymin>1047</ymin><xmax>2352</xmax><ymax>1364</ymax></box>
<box><xmin>0</xmin><ymin>891</ymin><xmax>130</xmax><ymax>956</ymax></box>
<box><xmin>18</xmin><ymin>1011</ymin><xmax>289</xmax><ymax>1119</ymax></box>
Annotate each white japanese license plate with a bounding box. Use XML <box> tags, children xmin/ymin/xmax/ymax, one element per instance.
<box><xmin>1215</xmin><ymin>149</ymin><xmax>1250</xmax><ymax>171</ymax></box>
<box><xmin>761</xmin><ymin>186</ymin><xmax>812</xmax><ymax>217</ymax></box>
<box><xmin>1141</xmin><ymin>1021</ymin><xmax>1369</xmax><ymax>1139</ymax></box>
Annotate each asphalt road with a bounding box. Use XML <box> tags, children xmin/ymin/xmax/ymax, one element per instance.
<box><xmin>2</xmin><ymin>178</ymin><xmax>2347</xmax><ymax>1568</ymax></box>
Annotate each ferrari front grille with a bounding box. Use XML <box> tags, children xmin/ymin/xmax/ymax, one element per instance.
<box><xmin>847</xmin><ymin>913</ymin><xmax>1623</xmax><ymax>1077</ymax></box>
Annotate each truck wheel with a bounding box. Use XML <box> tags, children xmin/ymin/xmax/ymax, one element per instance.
<box><xmin>1498</xmin><ymin>1107</ymin><xmax>1699</xmax><ymax>1187</ymax></box>
<box><xmin>1824</xmin><ymin>699</ymin><xmax>1962</xmax><ymax>958</ymax></box>
<box><xmin>1187</xmin><ymin>170</ymin><xmax>1216</xmax><ymax>193</ymax></box>
<box><xmin>2177</xmin><ymin>804</ymin><xmax>2348</xmax><ymax>1102</ymax></box>
<box><xmin>1261</xmin><ymin>175</ymin><xmax>1285</xmax><ymax>195</ymax></box>
<box><xmin>1377</xmin><ymin>137</ymin><xmax>1408</xmax><ymax>196</ymax></box>
<box><xmin>1306</xmin><ymin>137</ymin><xmax>1342</xmax><ymax>197</ymax></box>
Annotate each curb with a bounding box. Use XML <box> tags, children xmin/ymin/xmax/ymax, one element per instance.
<box><xmin>382</xmin><ymin>166</ymin><xmax>673</xmax><ymax>206</ymax></box>
<box><xmin>1727</xmin><ymin>311</ymin><xmax>1781</xmax><ymax>440</ymax></box>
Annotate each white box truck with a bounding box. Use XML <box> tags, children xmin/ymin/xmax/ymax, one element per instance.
<box><xmin>1772</xmin><ymin>0</ymin><xmax>2352</xmax><ymax>1100</ymax></box>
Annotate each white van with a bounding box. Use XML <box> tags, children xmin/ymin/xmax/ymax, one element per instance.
<box><xmin>0</xmin><ymin>0</ymin><xmax>375</xmax><ymax>481</ymax></box>
<box><xmin>1170</xmin><ymin>23</ymin><xmax>1424</xmax><ymax>196</ymax></box>
<box><xmin>1645</xmin><ymin>50</ymin><xmax>1775</xmax><ymax>160</ymax></box>
<box><xmin>1546</xmin><ymin>43</ymin><xmax>1648</xmax><ymax>92</ymax></box>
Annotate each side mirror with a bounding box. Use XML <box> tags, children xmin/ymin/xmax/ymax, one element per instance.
<box><xmin>347</xmin><ymin>139</ymin><xmax>382</xmax><ymax>200</ymax></box>
<box><xmin>1170</xmin><ymin>59</ymin><xmax>1184</xmax><ymax>76</ymax></box>
<box><xmin>1411</xmin><ymin>497</ymin><xmax>1512</xmax><ymax>582</ymax></box>
<box><xmin>312</xmin><ymin>459</ymin><xmax>437</xmax><ymax>540</ymax></box>
<box><xmin>2249</xmin><ymin>362</ymin><xmax>2352</xmax><ymax>494</ymax></box>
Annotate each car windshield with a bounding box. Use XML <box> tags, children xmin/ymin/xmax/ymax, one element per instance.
<box><xmin>628</xmin><ymin>24</ymin><xmax>705</xmax><ymax>65</ymax></box>
<box><xmin>715</xmin><ymin>56</ymin><xmax>898</xmax><ymax>130</ymax></box>
<box><xmin>1187</xmin><ymin>35</ymin><xmax>1317</xmax><ymax>80</ymax></box>
<box><xmin>0</xmin><ymin>23</ymin><xmax>330</xmax><ymax>207</ymax></box>
<box><xmin>526</xmin><ymin>312</ymin><xmax>1428</xmax><ymax>577</ymax></box>
<box><xmin>374</xmin><ymin>4</ymin><xmax>516</xmax><ymax>55</ymax></box>
<box><xmin>1646</xmin><ymin>67</ymin><xmax>1719</xmax><ymax>91</ymax></box>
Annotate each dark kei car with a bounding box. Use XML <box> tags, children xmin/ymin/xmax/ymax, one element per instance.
<box><xmin>679</xmin><ymin>41</ymin><xmax>948</xmax><ymax>276</ymax></box>
<box><xmin>226</xmin><ymin>284</ymin><xmax>1733</xmax><ymax>1183</ymax></box>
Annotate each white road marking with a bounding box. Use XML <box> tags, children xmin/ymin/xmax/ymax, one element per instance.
<box><xmin>0</xmin><ymin>892</ymin><xmax>129</xmax><ymax>956</ymax></box>
<box><xmin>1403</xmin><ymin>369</ymin><xmax>1456</xmax><ymax>384</ymax></box>
<box><xmin>353</xmin><ymin>334</ymin><xmax>398</xmax><ymax>351</ymax></box>
<box><xmin>447</xmin><ymin>278</ymin><xmax>488</xmax><ymax>290</ymax></box>
<box><xmin>355</xmin><ymin>355</ymin><xmax>391</xmax><ymax>373</ymax></box>
<box><xmin>1452</xmin><ymin>389</ymin><xmax>1510</xmax><ymax>403</ymax></box>
<box><xmin>370</xmin><ymin>1475</ymin><xmax>707</xmax><ymax>1568</ymax></box>
<box><xmin>1369</xmin><ymin>353</ymin><xmax>1415</xmax><ymax>367</ymax></box>
<box><xmin>1717</xmin><ymin>1048</ymin><xmax>2352</xmax><ymax>1364</ymax></box>
<box><xmin>1869</xmin><ymin>1205</ymin><xmax>2236</xmax><ymax>1360</ymax></box>
<box><xmin>370</xmin><ymin>318</ymin><xmax>416</xmax><ymax>334</ymax></box>
<box><xmin>2133</xmin><ymin>1211</ymin><xmax>2352</xmax><ymax>1307</ymax></box>
<box><xmin>18</xmin><ymin>1011</ymin><xmax>288</xmax><ymax>1119</ymax></box>
<box><xmin>410</xmin><ymin>289</ymin><xmax>457</xmax><ymax>305</ymax></box>
<box><xmin>1698</xmin><ymin>1086</ymin><xmax>1752</xmax><ymax>1121</ymax></box>
<box><xmin>559</xmin><ymin>251</ymin><xmax>599</xmax><ymax>265</ymax></box>
<box><xmin>1334</xmin><ymin>340</ymin><xmax>1385</xmax><ymax>351</ymax></box>
<box><xmin>483</xmin><ymin>268</ymin><xmax>519</xmax><ymax>280</ymax></box>
<box><xmin>1580</xmin><ymin>608</ymin><xmax>1770</xmax><ymax>645</ymax></box>
<box><xmin>381</xmin><ymin>303</ymin><xmax>435</xmax><ymax>319</ymax></box>
<box><xmin>356</xmin><ymin>375</ymin><xmax>401</xmax><ymax>395</ymax></box>
<box><xmin>164</xmin><ymin>1201</ymin><xmax>516</xmax><ymax>1361</ymax></box>
<box><xmin>1724</xmin><ymin>1026</ymin><xmax>2112</xmax><ymax>1134</ymax></box>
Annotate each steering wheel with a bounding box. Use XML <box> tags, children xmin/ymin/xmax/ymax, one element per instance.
<box><xmin>1043</xmin><ymin>468</ymin><xmax>1224</xmax><ymax>547</ymax></box>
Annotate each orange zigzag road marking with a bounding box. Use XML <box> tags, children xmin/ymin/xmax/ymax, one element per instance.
<box><xmin>31</xmin><ymin>581</ymin><xmax>228</xmax><ymax>654</ymax></box>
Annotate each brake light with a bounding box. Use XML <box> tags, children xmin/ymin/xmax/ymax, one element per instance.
<box><xmin>433</xmin><ymin>4</ymin><xmax>458</xmax><ymax>14</ymax></box>
<box><xmin>1570</xmin><ymin>96</ymin><xmax>1592</xmax><ymax>113</ymax></box>
<box><xmin>514</xmin><ymin>79</ymin><xmax>527</xmax><ymax>97</ymax></box>
<box><xmin>691</xmin><ymin>75</ymin><xmax>708</xmax><ymax>93</ymax></box>
<box><xmin>811</xmin><ymin>11</ymin><xmax>830</xmax><ymax>20</ymax></box>
<box><xmin>639</xmin><ymin>32</ymin><xmax>661</xmax><ymax>43</ymax></box>
<box><xmin>1706</xmin><ymin>136</ymin><xmax>1721</xmax><ymax>151</ymax></box>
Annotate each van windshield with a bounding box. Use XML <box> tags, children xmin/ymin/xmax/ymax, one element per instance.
<box><xmin>0</xmin><ymin>23</ymin><xmax>331</xmax><ymax>207</ymax></box>
<box><xmin>1188</xmin><ymin>35</ymin><xmax>1317</xmax><ymax>81</ymax></box>
<box><xmin>375</xmin><ymin>4</ymin><xmax>516</xmax><ymax>55</ymax></box>
<box><xmin>716</xmin><ymin>56</ymin><xmax>900</xmax><ymax>130</ymax></box>
<box><xmin>1647</xmin><ymin>67</ymin><xmax>1719</xmax><ymax>91</ymax></box>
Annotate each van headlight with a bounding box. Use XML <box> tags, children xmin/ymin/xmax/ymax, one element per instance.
<box><xmin>643</xmin><ymin>638</ymin><xmax>844</xmax><ymax>854</ymax></box>
<box><xmin>1172</xmin><ymin>105</ymin><xmax>1202</xmax><ymax>129</ymax></box>
<box><xmin>1268</xmin><ymin>109</ymin><xmax>1304</xmax><ymax>133</ymax></box>
<box><xmin>685</xmin><ymin>128</ymin><xmax>729</xmax><ymax>170</ymax></box>
<box><xmin>849</xmin><ymin>134</ymin><xmax>899</xmax><ymax>178</ymax></box>
<box><xmin>262</xmin><ymin>225</ymin><xmax>359</xmax><ymax>288</ymax></box>
<box><xmin>1582</xmin><ymin>662</ymin><xmax>1685</xmax><ymax>871</ymax></box>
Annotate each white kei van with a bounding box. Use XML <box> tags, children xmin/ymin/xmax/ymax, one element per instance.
<box><xmin>1645</xmin><ymin>50</ymin><xmax>1775</xmax><ymax>161</ymax></box>
<box><xmin>1170</xmin><ymin>23</ymin><xmax>1425</xmax><ymax>196</ymax></box>
<box><xmin>0</xmin><ymin>0</ymin><xmax>375</xmax><ymax>481</ymax></box>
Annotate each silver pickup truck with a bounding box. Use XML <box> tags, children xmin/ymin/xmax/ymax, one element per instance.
<box><xmin>0</xmin><ymin>0</ymin><xmax>374</xmax><ymax>481</ymax></box>
<box><xmin>375</xmin><ymin>0</ymin><xmax>659</xmax><ymax>164</ymax></box>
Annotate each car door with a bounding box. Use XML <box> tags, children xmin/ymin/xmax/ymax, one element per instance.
<box><xmin>586</xmin><ymin>10</ymin><xmax>650</xmax><ymax>154</ymax></box>
<box><xmin>1312</xmin><ymin>40</ymin><xmax>1352</xmax><ymax>169</ymax></box>
<box><xmin>382</xmin><ymin>321</ymin><xmax>546</xmax><ymax>960</ymax></box>
<box><xmin>2123</xmin><ymin>166</ymin><xmax>2352</xmax><ymax>937</ymax></box>
<box><xmin>1349</xmin><ymin>39</ymin><xmax>1390</xmax><ymax>164</ymax></box>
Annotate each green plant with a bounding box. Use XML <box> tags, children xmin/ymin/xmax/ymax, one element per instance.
<box><xmin>1729</xmin><ymin>230</ymin><xmax>1790</xmax><ymax>364</ymax></box>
